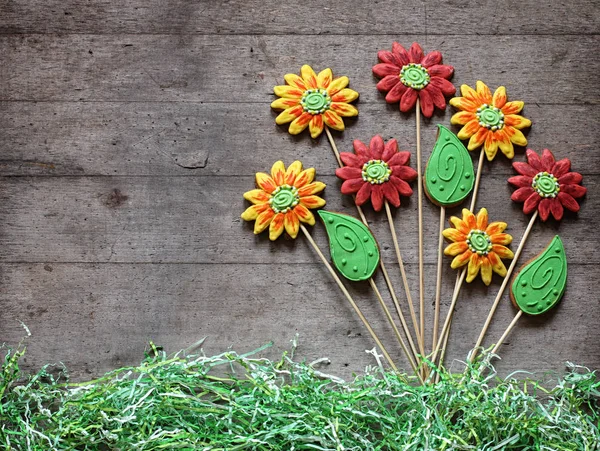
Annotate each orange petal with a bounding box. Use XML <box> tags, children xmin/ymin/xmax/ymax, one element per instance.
<box><xmin>492</xmin><ymin>244</ymin><xmax>514</xmax><ymax>259</ymax></box>
<box><xmin>331</xmin><ymin>88</ymin><xmax>359</xmax><ymax>103</ymax></box>
<box><xmin>283</xmin><ymin>73</ymin><xmax>307</xmax><ymax>90</ymax></box>
<box><xmin>450</xmin><ymin>111</ymin><xmax>476</xmax><ymax>126</ymax></box>
<box><xmin>256</xmin><ymin>172</ymin><xmax>277</xmax><ymax>193</ymax></box>
<box><xmin>492</xmin><ymin>86</ymin><xmax>507</xmax><ymax>109</ymax></box>
<box><xmin>273</xmin><ymin>85</ymin><xmax>304</xmax><ymax>99</ymax></box>
<box><xmin>255</xmin><ymin>209</ymin><xmax>274</xmax><ymax>234</ymax></box>
<box><xmin>476</xmin><ymin>81</ymin><xmax>492</xmax><ymax>104</ymax></box>
<box><xmin>301</xmin><ymin>65</ymin><xmax>318</xmax><ymax>89</ymax></box>
<box><xmin>323</xmin><ymin>110</ymin><xmax>345</xmax><ymax>131</ymax></box>
<box><xmin>496</xmin><ymin>129</ymin><xmax>515</xmax><ymax>159</ymax></box>
<box><xmin>269</xmin><ymin>213</ymin><xmax>285</xmax><ymax>240</ymax></box>
<box><xmin>490</xmin><ymin>233</ymin><xmax>513</xmax><ymax>245</ymax></box>
<box><xmin>270</xmin><ymin>97</ymin><xmax>301</xmax><ymax>110</ymax></box>
<box><xmin>284</xmin><ymin>161</ymin><xmax>303</xmax><ymax>185</ymax></box>
<box><xmin>449</xmin><ymin>97</ymin><xmax>479</xmax><ymax>112</ymax></box>
<box><xmin>502</xmin><ymin>101</ymin><xmax>524</xmax><ymax>115</ymax></box>
<box><xmin>486</xmin><ymin>222</ymin><xmax>507</xmax><ymax>235</ymax></box>
<box><xmin>294</xmin><ymin>204</ymin><xmax>315</xmax><ymax>225</ymax></box>
<box><xmin>488</xmin><ymin>252</ymin><xmax>507</xmax><ymax>277</ymax></box>
<box><xmin>476</xmin><ymin>208</ymin><xmax>488</xmax><ymax>230</ymax></box>
<box><xmin>317</xmin><ymin>68</ymin><xmax>333</xmax><ymax>89</ymax></box>
<box><xmin>300</xmin><ymin>195</ymin><xmax>326</xmax><ymax>208</ymax></box>
<box><xmin>449</xmin><ymin>216</ymin><xmax>470</xmax><ymax>235</ymax></box>
<box><xmin>466</xmin><ymin>253</ymin><xmax>482</xmax><ymax>283</ymax></box>
<box><xmin>508</xmin><ymin>127</ymin><xmax>527</xmax><ymax>147</ymax></box>
<box><xmin>243</xmin><ymin>189</ymin><xmax>270</xmax><ymax>205</ymax></box>
<box><xmin>451</xmin><ymin>250</ymin><xmax>472</xmax><ymax>269</ymax></box>
<box><xmin>271</xmin><ymin>160</ymin><xmax>286</xmax><ymax>185</ymax></box>
<box><xmin>484</xmin><ymin>130</ymin><xmax>499</xmax><ymax>161</ymax></box>
<box><xmin>241</xmin><ymin>203</ymin><xmax>270</xmax><ymax>221</ymax></box>
<box><xmin>284</xmin><ymin>211</ymin><xmax>300</xmax><ymax>238</ymax></box>
<box><xmin>309</xmin><ymin>114</ymin><xmax>324</xmax><ymax>139</ymax></box>
<box><xmin>288</xmin><ymin>112</ymin><xmax>312</xmax><ymax>135</ymax></box>
<box><xmin>505</xmin><ymin>114</ymin><xmax>531</xmax><ymax>129</ymax></box>
<box><xmin>457</xmin><ymin>119</ymin><xmax>481</xmax><ymax>140</ymax></box>
<box><xmin>442</xmin><ymin>228</ymin><xmax>467</xmax><ymax>243</ymax></box>
<box><xmin>294</xmin><ymin>168</ymin><xmax>315</xmax><ymax>188</ymax></box>
<box><xmin>480</xmin><ymin>256</ymin><xmax>493</xmax><ymax>285</ymax></box>
<box><xmin>462</xmin><ymin>209</ymin><xmax>477</xmax><ymax>229</ymax></box>
<box><xmin>468</xmin><ymin>127</ymin><xmax>488</xmax><ymax>151</ymax></box>
<box><xmin>298</xmin><ymin>182</ymin><xmax>326</xmax><ymax>197</ymax></box>
<box><xmin>327</xmin><ymin>76</ymin><xmax>349</xmax><ymax>96</ymax></box>
<box><xmin>275</xmin><ymin>105</ymin><xmax>304</xmax><ymax>125</ymax></box>
<box><xmin>445</xmin><ymin>241</ymin><xmax>469</xmax><ymax>256</ymax></box>
<box><xmin>460</xmin><ymin>84</ymin><xmax>479</xmax><ymax>102</ymax></box>
<box><xmin>330</xmin><ymin>103</ymin><xmax>358</xmax><ymax>117</ymax></box>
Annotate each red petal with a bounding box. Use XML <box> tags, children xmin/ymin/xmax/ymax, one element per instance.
<box><xmin>558</xmin><ymin>192</ymin><xmax>580</xmax><ymax>212</ymax></box>
<box><xmin>550</xmin><ymin>198</ymin><xmax>564</xmax><ymax>221</ymax></box>
<box><xmin>429</xmin><ymin>77</ymin><xmax>456</xmax><ymax>95</ymax></box>
<box><xmin>377</xmin><ymin>75</ymin><xmax>400</xmax><ymax>93</ymax></box>
<box><xmin>428</xmin><ymin>65</ymin><xmax>453</xmax><ymax>79</ymax></box>
<box><xmin>373</xmin><ymin>63</ymin><xmax>400</xmax><ymax>78</ymax></box>
<box><xmin>353</xmin><ymin>140</ymin><xmax>371</xmax><ymax>160</ymax></box>
<box><xmin>508</xmin><ymin>176</ymin><xmax>534</xmax><ymax>188</ymax></box>
<box><xmin>421</xmin><ymin>50</ymin><xmax>442</xmax><ymax>68</ymax></box>
<box><xmin>426</xmin><ymin>85</ymin><xmax>446</xmax><ymax>110</ymax></box>
<box><xmin>541</xmin><ymin>149</ymin><xmax>556</xmax><ymax>172</ymax></box>
<box><xmin>400</xmin><ymin>88</ymin><xmax>418</xmax><ymax>112</ymax></box>
<box><xmin>392</xmin><ymin>165</ymin><xmax>418</xmax><ymax>181</ymax></box>
<box><xmin>525</xmin><ymin>149</ymin><xmax>544</xmax><ymax>172</ymax></box>
<box><xmin>371</xmin><ymin>185</ymin><xmax>384</xmax><ymax>211</ymax></box>
<box><xmin>408</xmin><ymin>42</ymin><xmax>424</xmax><ymax>63</ymax></box>
<box><xmin>385</xmin><ymin>81</ymin><xmax>408</xmax><ymax>103</ymax></box>
<box><xmin>558</xmin><ymin>172</ymin><xmax>583</xmax><ymax>185</ymax></box>
<box><xmin>382</xmin><ymin>182</ymin><xmax>400</xmax><ymax>207</ymax></box>
<box><xmin>511</xmin><ymin>187</ymin><xmax>535</xmax><ymax>202</ymax></box>
<box><xmin>523</xmin><ymin>192</ymin><xmax>541</xmax><ymax>214</ymax></box>
<box><xmin>419</xmin><ymin>88</ymin><xmax>434</xmax><ymax>118</ymax></box>
<box><xmin>538</xmin><ymin>198</ymin><xmax>551</xmax><ymax>221</ymax></box>
<box><xmin>552</xmin><ymin>158</ymin><xmax>571</xmax><ymax>177</ymax></box>
<box><xmin>369</xmin><ymin>135</ymin><xmax>385</xmax><ymax>159</ymax></box>
<box><xmin>335</xmin><ymin>166</ymin><xmax>362</xmax><ymax>180</ymax></box>
<box><xmin>561</xmin><ymin>184</ymin><xmax>587</xmax><ymax>198</ymax></box>
<box><xmin>377</xmin><ymin>50</ymin><xmax>399</xmax><ymax>66</ymax></box>
<box><xmin>339</xmin><ymin>152</ymin><xmax>363</xmax><ymax>168</ymax></box>
<box><xmin>392</xmin><ymin>42</ymin><xmax>410</xmax><ymax>66</ymax></box>
<box><xmin>513</xmin><ymin>162</ymin><xmax>537</xmax><ymax>177</ymax></box>
<box><xmin>341</xmin><ymin>178</ymin><xmax>364</xmax><ymax>194</ymax></box>
<box><xmin>387</xmin><ymin>151</ymin><xmax>410</xmax><ymax>166</ymax></box>
<box><xmin>355</xmin><ymin>182</ymin><xmax>372</xmax><ymax>206</ymax></box>
<box><xmin>382</xmin><ymin>139</ymin><xmax>398</xmax><ymax>161</ymax></box>
<box><xmin>390</xmin><ymin>176</ymin><xmax>413</xmax><ymax>196</ymax></box>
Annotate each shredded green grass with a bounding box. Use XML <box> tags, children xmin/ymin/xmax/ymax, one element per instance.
<box><xmin>0</xmin><ymin>340</ymin><xmax>598</xmax><ymax>450</ymax></box>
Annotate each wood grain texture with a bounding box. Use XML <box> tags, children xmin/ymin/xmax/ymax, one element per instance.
<box><xmin>0</xmin><ymin>1</ymin><xmax>598</xmax><ymax>380</ymax></box>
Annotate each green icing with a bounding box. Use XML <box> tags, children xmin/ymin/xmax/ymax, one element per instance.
<box><xmin>511</xmin><ymin>236</ymin><xmax>567</xmax><ymax>316</ymax></box>
<box><xmin>425</xmin><ymin>125</ymin><xmax>475</xmax><ymax>207</ymax></box>
<box><xmin>318</xmin><ymin>211</ymin><xmax>380</xmax><ymax>282</ymax></box>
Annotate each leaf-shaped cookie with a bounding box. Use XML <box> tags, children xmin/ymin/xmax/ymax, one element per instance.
<box><xmin>510</xmin><ymin>235</ymin><xmax>567</xmax><ymax>315</ymax></box>
<box><xmin>317</xmin><ymin>211</ymin><xmax>380</xmax><ymax>281</ymax></box>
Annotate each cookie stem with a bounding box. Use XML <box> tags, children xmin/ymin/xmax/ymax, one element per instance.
<box><xmin>491</xmin><ymin>311</ymin><xmax>523</xmax><ymax>355</ymax></box>
<box><xmin>432</xmin><ymin>207</ymin><xmax>446</xmax><ymax>357</ymax></box>
<box><xmin>415</xmin><ymin>99</ymin><xmax>426</xmax><ymax>360</ymax></box>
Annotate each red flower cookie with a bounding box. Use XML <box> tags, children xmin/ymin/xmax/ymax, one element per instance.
<box><xmin>335</xmin><ymin>136</ymin><xmax>417</xmax><ymax>211</ymax></box>
<box><xmin>372</xmin><ymin>42</ymin><xmax>456</xmax><ymax>118</ymax></box>
<box><xmin>508</xmin><ymin>149</ymin><xmax>586</xmax><ymax>221</ymax></box>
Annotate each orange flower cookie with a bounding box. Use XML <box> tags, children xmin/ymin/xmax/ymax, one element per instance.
<box><xmin>443</xmin><ymin>208</ymin><xmax>514</xmax><ymax>285</ymax></box>
<box><xmin>271</xmin><ymin>65</ymin><xmax>359</xmax><ymax>138</ymax></box>
<box><xmin>241</xmin><ymin>161</ymin><xmax>326</xmax><ymax>240</ymax></box>
<box><xmin>450</xmin><ymin>81</ymin><xmax>531</xmax><ymax>161</ymax></box>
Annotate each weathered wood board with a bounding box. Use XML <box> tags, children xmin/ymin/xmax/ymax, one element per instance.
<box><xmin>0</xmin><ymin>1</ymin><xmax>598</xmax><ymax>380</ymax></box>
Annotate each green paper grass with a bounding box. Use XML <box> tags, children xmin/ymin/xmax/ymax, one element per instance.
<box><xmin>0</xmin><ymin>341</ymin><xmax>598</xmax><ymax>450</ymax></box>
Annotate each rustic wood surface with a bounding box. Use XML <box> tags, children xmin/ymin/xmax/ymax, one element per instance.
<box><xmin>0</xmin><ymin>1</ymin><xmax>598</xmax><ymax>380</ymax></box>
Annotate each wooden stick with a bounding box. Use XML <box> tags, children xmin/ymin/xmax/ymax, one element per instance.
<box><xmin>325</xmin><ymin>126</ymin><xmax>421</xmax><ymax>365</ymax></box>
<box><xmin>368</xmin><ymin>278</ymin><xmax>422</xmax><ymax>380</ymax></box>
<box><xmin>384</xmin><ymin>200</ymin><xmax>425</xmax><ymax>357</ymax></box>
<box><xmin>469</xmin><ymin>211</ymin><xmax>539</xmax><ymax>362</ymax></box>
<box><xmin>434</xmin><ymin>272</ymin><xmax>460</xmax><ymax>383</ymax></box>
<box><xmin>432</xmin><ymin>206</ymin><xmax>445</xmax><ymax>354</ymax></box>
<box><xmin>431</xmin><ymin>269</ymin><xmax>466</xmax><ymax>363</ymax></box>
<box><xmin>300</xmin><ymin>224</ymin><xmax>399</xmax><ymax>372</ymax></box>
<box><xmin>491</xmin><ymin>311</ymin><xmax>523</xmax><ymax>355</ymax></box>
<box><xmin>415</xmin><ymin>98</ymin><xmax>425</xmax><ymax>353</ymax></box>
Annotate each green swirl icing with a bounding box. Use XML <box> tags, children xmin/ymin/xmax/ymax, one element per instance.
<box><xmin>318</xmin><ymin>211</ymin><xmax>380</xmax><ymax>282</ymax></box>
<box><xmin>511</xmin><ymin>236</ymin><xmax>567</xmax><ymax>316</ymax></box>
<box><xmin>424</xmin><ymin>125</ymin><xmax>475</xmax><ymax>207</ymax></box>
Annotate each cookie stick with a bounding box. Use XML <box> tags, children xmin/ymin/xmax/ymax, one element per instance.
<box><xmin>469</xmin><ymin>149</ymin><xmax>586</xmax><ymax>361</ymax></box>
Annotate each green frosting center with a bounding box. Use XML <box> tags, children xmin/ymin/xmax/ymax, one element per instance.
<box><xmin>476</xmin><ymin>104</ymin><xmax>505</xmax><ymax>131</ymax></box>
<box><xmin>399</xmin><ymin>63</ymin><xmax>430</xmax><ymax>90</ymax></box>
<box><xmin>301</xmin><ymin>89</ymin><xmax>331</xmax><ymax>114</ymax></box>
<box><xmin>269</xmin><ymin>185</ymin><xmax>299</xmax><ymax>213</ymax></box>
<box><xmin>532</xmin><ymin>172</ymin><xmax>560</xmax><ymax>198</ymax></box>
<box><xmin>361</xmin><ymin>160</ymin><xmax>391</xmax><ymax>184</ymax></box>
<box><xmin>467</xmin><ymin>230</ymin><xmax>492</xmax><ymax>255</ymax></box>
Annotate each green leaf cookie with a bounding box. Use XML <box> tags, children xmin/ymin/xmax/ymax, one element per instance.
<box><xmin>318</xmin><ymin>211</ymin><xmax>380</xmax><ymax>282</ymax></box>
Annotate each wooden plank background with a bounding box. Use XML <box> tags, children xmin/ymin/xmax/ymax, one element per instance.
<box><xmin>0</xmin><ymin>1</ymin><xmax>598</xmax><ymax>380</ymax></box>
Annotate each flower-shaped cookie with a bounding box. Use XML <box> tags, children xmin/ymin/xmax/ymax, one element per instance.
<box><xmin>335</xmin><ymin>135</ymin><xmax>417</xmax><ymax>212</ymax></box>
<box><xmin>509</xmin><ymin>149</ymin><xmax>586</xmax><ymax>221</ymax></box>
<box><xmin>443</xmin><ymin>208</ymin><xmax>514</xmax><ymax>285</ymax></box>
<box><xmin>271</xmin><ymin>65</ymin><xmax>359</xmax><ymax>138</ymax></box>
<box><xmin>450</xmin><ymin>82</ymin><xmax>531</xmax><ymax>161</ymax></box>
<box><xmin>242</xmin><ymin>161</ymin><xmax>326</xmax><ymax>240</ymax></box>
<box><xmin>373</xmin><ymin>42</ymin><xmax>455</xmax><ymax>118</ymax></box>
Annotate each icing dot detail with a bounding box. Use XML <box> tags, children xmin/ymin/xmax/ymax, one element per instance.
<box><xmin>269</xmin><ymin>185</ymin><xmax>300</xmax><ymax>213</ymax></box>
<box><xmin>362</xmin><ymin>160</ymin><xmax>392</xmax><ymax>184</ymax></box>
<box><xmin>300</xmin><ymin>88</ymin><xmax>331</xmax><ymax>115</ymax></box>
<box><xmin>476</xmin><ymin>104</ymin><xmax>505</xmax><ymax>131</ymax></box>
<box><xmin>466</xmin><ymin>230</ymin><xmax>492</xmax><ymax>255</ymax></box>
<box><xmin>399</xmin><ymin>63</ymin><xmax>430</xmax><ymax>90</ymax></box>
<box><xmin>532</xmin><ymin>172</ymin><xmax>560</xmax><ymax>198</ymax></box>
